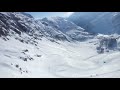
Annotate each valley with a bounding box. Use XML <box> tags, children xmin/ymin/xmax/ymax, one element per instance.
<box><xmin>0</xmin><ymin>12</ymin><xmax>120</xmax><ymax>78</ymax></box>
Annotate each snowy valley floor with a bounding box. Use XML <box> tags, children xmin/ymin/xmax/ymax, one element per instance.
<box><xmin>0</xmin><ymin>37</ymin><xmax>120</xmax><ymax>78</ymax></box>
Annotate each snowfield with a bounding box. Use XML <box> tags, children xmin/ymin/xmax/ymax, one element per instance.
<box><xmin>1</xmin><ymin>12</ymin><xmax>120</xmax><ymax>78</ymax></box>
<box><xmin>0</xmin><ymin>36</ymin><xmax>120</xmax><ymax>78</ymax></box>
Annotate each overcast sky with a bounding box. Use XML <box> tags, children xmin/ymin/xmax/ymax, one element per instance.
<box><xmin>26</xmin><ymin>12</ymin><xmax>74</xmax><ymax>19</ymax></box>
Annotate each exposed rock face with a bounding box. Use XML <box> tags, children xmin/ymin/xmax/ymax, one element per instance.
<box><xmin>99</xmin><ymin>37</ymin><xmax>117</xmax><ymax>49</ymax></box>
<box><xmin>96</xmin><ymin>36</ymin><xmax>117</xmax><ymax>53</ymax></box>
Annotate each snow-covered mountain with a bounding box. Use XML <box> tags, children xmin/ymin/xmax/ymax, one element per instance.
<box><xmin>0</xmin><ymin>12</ymin><xmax>92</xmax><ymax>41</ymax></box>
<box><xmin>1</xmin><ymin>12</ymin><xmax>120</xmax><ymax>78</ymax></box>
<box><xmin>68</xmin><ymin>12</ymin><xmax>120</xmax><ymax>34</ymax></box>
<box><xmin>39</xmin><ymin>17</ymin><xmax>93</xmax><ymax>41</ymax></box>
<box><xmin>0</xmin><ymin>12</ymin><xmax>43</xmax><ymax>37</ymax></box>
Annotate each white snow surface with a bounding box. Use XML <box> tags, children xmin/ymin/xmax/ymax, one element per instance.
<box><xmin>0</xmin><ymin>36</ymin><xmax>120</xmax><ymax>78</ymax></box>
<box><xmin>0</xmin><ymin>12</ymin><xmax>120</xmax><ymax>78</ymax></box>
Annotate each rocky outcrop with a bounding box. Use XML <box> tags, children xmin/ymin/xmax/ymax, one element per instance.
<box><xmin>96</xmin><ymin>35</ymin><xmax>118</xmax><ymax>53</ymax></box>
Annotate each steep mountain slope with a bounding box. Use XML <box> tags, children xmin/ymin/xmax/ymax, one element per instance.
<box><xmin>68</xmin><ymin>12</ymin><xmax>120</xmax><ymax>34</ymax></box>
<box><xmin>68</xmin><ymin>12</ymin><xmax>103</xmax><ymax>33</ymax></box>
<box><xmin>39</xmin><ymin>17</ymin><xmax>93</xmax><ymax>41</ymax></box>
<box><xmin>0</xmin><ymin>12</ymin><xmax>44</xmax><ymax>38</ymax></box>
<box><xmin>112</xmin><ymin>12</ymin><xmax>120</xmax><ymax>34</ymax></box>
<box><xmin>0</xmin><ymin>12</ymin><xmax>91</xmax><ymax>42</ymax></box>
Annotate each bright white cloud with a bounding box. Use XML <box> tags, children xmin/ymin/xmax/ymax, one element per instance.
<box><xmin>64</xmin><ymin>12</ymin><xmax>74</xmax><ymax>17</ymax></box>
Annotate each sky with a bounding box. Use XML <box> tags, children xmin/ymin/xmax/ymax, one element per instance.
<box><xmin>26</xmin><ymin>12</ymin><xmax>74</xmax><ymax>19</ymax></box>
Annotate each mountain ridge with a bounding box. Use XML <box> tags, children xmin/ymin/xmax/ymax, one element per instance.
<box><xmin>68</xmin><ymin>12</ymin><xmax>120</xmax><ymax>34</ymax></box>
<box><xmin>0</xmin><ymin>12</ymin><xmax>92</xmax><ymax>42</ymax></box>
